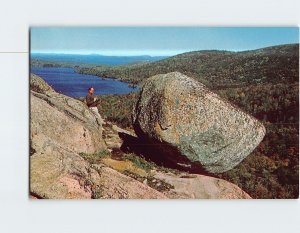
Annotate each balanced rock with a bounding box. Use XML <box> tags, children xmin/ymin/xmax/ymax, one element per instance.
<box><xmin>132</xmin><ymin>72</ymin><xmax>266</xmax><ymax>173</ymax></box>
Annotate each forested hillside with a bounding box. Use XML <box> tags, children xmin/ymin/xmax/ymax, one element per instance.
<box><xmin>93</xmin><ymin>44</ymin><xmax>299</xmax><ymax>198</ymax></box>
<box><xmin>78</xmin><ymin>44</ymin><xmax>299</xmax><ymax>88</ymax></box>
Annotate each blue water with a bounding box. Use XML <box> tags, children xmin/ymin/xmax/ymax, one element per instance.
<box><xmin>31</xmin><ymin>67</ymin><xmax>139</xmax><ymax>97</ymax></box>
<box><xmin>31</xmin><ymin>53</ymin><xmax>168</xmax><ymax>65</ymax></box>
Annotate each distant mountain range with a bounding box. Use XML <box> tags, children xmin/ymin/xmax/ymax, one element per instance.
<box><xmin>31</xmin><ymin>53</ymin><xmax>168</xmax><ymax>65</ymax></box>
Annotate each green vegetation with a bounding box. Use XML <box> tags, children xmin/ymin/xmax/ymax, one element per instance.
<box><xmin>96</xmin><ymin>93</ymin><xmax>138</xmax><ymax>128</ymax></box>
<box><xmin>214</xmin><ymin>83</ymin><xmax>299</xmax><ymax>198</ymax></box>
<box><xmin>39</xmin><ymin>44</ymin><xmax>299</xmax><ymax>198</ymax></box>
<box><xmin>96</xmin><ymin>46</ymin><xmax>299</xmax><ymax>198</ymax></box>
<box><xmin>123</xmin><ymin>153</ymin><xmax>179</xmax><ymax>175</ymax></box>
<box><xmin>77</xmin><ymin>93</ymin><xmax>137</xmax><ymax>129</ymax></box>
<box><xmin>98</xmin><ymin>82</ymin><xmax>298</xmax><ymax>198</ymax></box>
<box><xmin>217</xmin><ymin>83</ymin><xmax>299</xmax><ymax>124</ymax></box>
<box><xmin>30</xmin><ymin>59</ymin><xmax>99</xmax><ymax>69</ymax></box>
<box><xmin>217</xmin><ymin>124</ymin><xmax>298</xmax><ymax>198</ymax></box>
<box><xmin>79</xmin><ymin>150</ymin><xmax>110</xmax><ymax>164</ymax></box>
<box><xmin>98</xmin><ymin>85</ymin><xmax>299</xmax><ymax>198</ymax></box>
<box><xmin>78</xmin><ymin>44</ymin><xmax>299</xmax><ymax>88</ymax></box>
<box><xmin>123</xmin><ymin>153</ymin><xmax>154</xmax><ymax>172</ymax></box>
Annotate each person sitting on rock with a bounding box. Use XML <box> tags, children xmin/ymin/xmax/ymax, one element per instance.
<box><xmin>86</xmin><ymin>87</ymin><xmax>105</xmax><ymax>127</ymax></box>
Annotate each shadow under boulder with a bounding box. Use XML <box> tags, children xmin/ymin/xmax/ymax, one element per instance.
<box><xmin>118</xmin><ymin>132</ymin><xmax>212</xmax><ymax>176</ymax></box>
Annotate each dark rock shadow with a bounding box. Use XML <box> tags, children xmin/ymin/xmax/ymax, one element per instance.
<box><xmin>118</xmin><ymin>132</ymin><xmax>213</xmax><ymax>176</ymax></box>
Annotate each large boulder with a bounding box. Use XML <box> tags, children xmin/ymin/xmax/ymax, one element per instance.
<box><xmin>132</xmin><ymin>72</ymin><xmax>266</xmax><ymax>173</ymax></box>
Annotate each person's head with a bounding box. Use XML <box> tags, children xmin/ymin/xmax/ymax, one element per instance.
<box><xmin>88</xmin><ymin>87</ymin><xmax>94</xmax><ymax>94</ymax></box>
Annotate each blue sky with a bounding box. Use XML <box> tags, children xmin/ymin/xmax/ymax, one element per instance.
<box><xmin>31</xmin><ymin>27</ymin><xmax>299</xmax><ymax>56</ymax></box>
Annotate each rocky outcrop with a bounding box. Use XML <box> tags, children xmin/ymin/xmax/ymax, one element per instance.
<box><xmin>90</xmin><ymin>164</ymin><xmax>166</xmax><ymax>199</ymax></box>
<box><xmin>151</xmin><ymin>171</ymin><xmax>251</xmax><ymax>199</ymax></box>
<box><xmin>31</xmin><ymin>146</ymin><xmax>93</xmax><ymax>199</ymax></box>
<box><xmin>30</xmin><ymin>73</ymin><xmax>252</xmax><ymax>199</ymax></box>
<box><xmin>30</xmin><ymin>74</ymin><xmax>55</xmax><ymax>94</ymax></box>
<box><xmin>132</xmin><ymin>72</ymin><xmax>266</xmax><ymax>173</ymax></box>
<box><xmin>30</xmin><ymin>73</ymin><xmax>107</xmax><ymax>154</ymax></box>
<box><xmin>102</xmin><ymin>128</ymin><xmax>252</xmax><ymax>199</ymax></box>
<box><xmin>30</xmin><ymin>74</ymin><xmax>165</xmax><ymax>199</ymax></box>
<box><xmin>30</xmin><ymin>93</ymin><xmax>106</xmax><ymax>154</ymax></box>
<box><xmin>30</xmin><ymin>148</ymin><xmax>166</xmax><ymax>199</ymax></box>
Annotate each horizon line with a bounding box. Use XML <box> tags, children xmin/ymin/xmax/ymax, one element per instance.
<box><xmin>30</xmin><ymin>50</ymin><xmax>188</xmax><ymax>56</ymax></box>
<box><xmin>31</xmin><ymin>52</ymin><xmax>171</xmax><ymax>57</ymax></box>
<box><xmin>30</xmin><ymin>43</ymin><xmax>299</xmax><ymax>57</ymax></box>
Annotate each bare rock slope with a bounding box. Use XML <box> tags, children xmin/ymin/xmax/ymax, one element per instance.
<box><xmin>30</xmin><ymin>73</ymin><xmax>251</xmax><ymax>199</ymax></box>
<box><xmin>30</xmin><ymin>74</ymin><xmax>165</xmax><ymax>199</ymax></box>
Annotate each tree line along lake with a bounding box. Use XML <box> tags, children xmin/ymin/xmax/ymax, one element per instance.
<box><xmin>30</xmin><ymin>53</ymin><xmax>169</xmax><ymax>97</ymax></box>
<box><xmin>31</xmin><ymin>67</ymin><xmax>140</xmax><ymax>97</ymax></box>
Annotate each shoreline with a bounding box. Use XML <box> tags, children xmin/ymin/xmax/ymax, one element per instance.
<box><xmin>30</xmin><ymin>66</ymin><xmax>140</xmax><ymax>98</ymax></box>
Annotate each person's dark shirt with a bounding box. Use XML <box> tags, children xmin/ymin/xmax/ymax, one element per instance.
<box><xmin>86</xmin><ymin>92</ymin><xmax>98</xmax><ymax>107</ymax></box>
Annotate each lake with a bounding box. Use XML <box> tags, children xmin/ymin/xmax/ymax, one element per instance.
<box><xmin>31</xmin><ymin>53</ymin><xmax>168</xmax><ymax>65</ymax></box>
<box><xmin>31</xmin><ymin>67</ymin><xmax>139</xmax><ymax>97</ymax></box>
